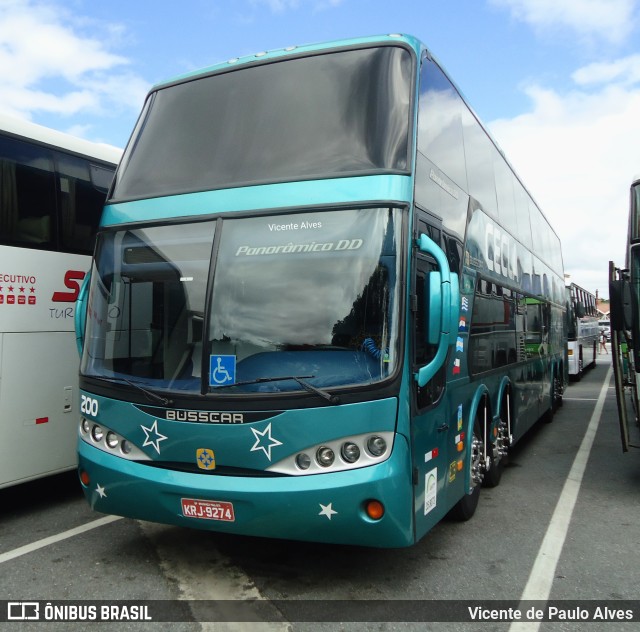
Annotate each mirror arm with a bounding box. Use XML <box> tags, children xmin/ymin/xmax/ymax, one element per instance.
<box><xmin>75</xmin><ymin>271</ymin><xmax>91</xmax><ymax>356</ymax></box>
<box><xmin>415</xmin><ymin>234</ymin><xmax>460</xmax><ymax>387</ymax></box>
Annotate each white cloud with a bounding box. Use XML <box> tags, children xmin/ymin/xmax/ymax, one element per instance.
<box><xmin>0</xmin><ymin>0</ymin><xmax>148</xmax><ymax>132</ymax></box>
<box><xmin>572</xmin><ymin>54</ymin><xmax>640</xmax><ymax>87</ymax></box>
<box><xmin>490</xmin><ymin>0</ymin><xmax>637</xmax><ymax>45</ymax></box>
<box><xmin>488</xmin><ymin>68</ymin><xmax>640</xmax><ymax>297</ymax></box>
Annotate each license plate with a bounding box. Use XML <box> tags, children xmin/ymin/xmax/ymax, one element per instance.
<box><xmin>181</xmin><ymin>498</ymin><xmax>235</xmax><ymax>522</ymax></box>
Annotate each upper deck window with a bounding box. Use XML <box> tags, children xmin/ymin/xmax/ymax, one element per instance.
<box><xmin>111</xmin><ymin>45</ymin><xmax>413</xmax><ymax>202</ymax></box>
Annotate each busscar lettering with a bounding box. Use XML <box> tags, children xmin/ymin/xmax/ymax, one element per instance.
<box><xmin>165</xmin><ymin>409</ymin><xmax>244</xmax><ymax>424</ymax></box>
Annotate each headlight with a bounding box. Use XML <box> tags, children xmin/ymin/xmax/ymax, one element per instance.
<box><xmin>79</xmin><ymin>420</ymin><xmax>150</xmax><ymax>462</ymax></box>
<box><xmin>91</xmin><ymin>425</ymin><xmax>104</xmax><ymax>442</ymax></box>
<box><xmin>367</xmin><ymin>435</ymin><xmax>387</xmax><ymax>457</ymax></box>
<box><xmin>105</xmin><ymin>432</ymin><xmax>119</xmax><ymax>449</ymax></box>
<box><xmin>267</xmin><ymin>431</ymin><xmax>394</xmax><ymax>476</ymax></box>
<box><xmin>316</xmin><ymin>446</ymin><xmax>335</xmax><ymax>467</ymax></box>
<box><xmin>295</xmin><ymin>453</ymin><xmax>311</xmax><ymax>470</ymax></box>
<box><xmin>341</xmin><ymin>442</ymin><xmax>360</xmax><ymax>463</ymax></box>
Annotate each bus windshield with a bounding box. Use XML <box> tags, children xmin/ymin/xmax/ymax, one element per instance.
<box><xmin>111</xmin><ymin>46</ymin><xmax>412</xmax><ymax>201</ymax></box>
<box><xmin>81</xmin><ymin>207</ymin><xmax>403</xmax><ymax>396</ymax></box>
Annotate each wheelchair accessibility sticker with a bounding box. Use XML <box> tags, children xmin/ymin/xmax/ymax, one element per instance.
<box><xmin>209</xmin><ymin>355</ymin><xmax>236</xmax><ymax>386</ymax></box>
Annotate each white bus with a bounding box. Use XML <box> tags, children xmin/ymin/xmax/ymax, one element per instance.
<box><xmin>566</xmin><ymin>282</ymin><xmax>599</xmax><ymax>379</ymax></box>
<box><xmin>0</xmin><ymin>115</ymin><xmax>121</xmax><ymax>489</ymax></box>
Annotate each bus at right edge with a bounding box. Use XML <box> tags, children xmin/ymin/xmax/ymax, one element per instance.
<box><xmin>610</xmin><ymin>175</ymin><xmax>640</xmax><ymax>452</ymax></box>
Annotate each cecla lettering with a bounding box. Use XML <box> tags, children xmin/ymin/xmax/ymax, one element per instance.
<box><xmin>485</xmin><ymin>221</ymin><xmax>517</xmax><ymax>280</ymax></box>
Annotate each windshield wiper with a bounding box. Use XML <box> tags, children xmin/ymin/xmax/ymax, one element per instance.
<box><xmin>291</xmin><ymin>376</ymin><xmax>340</xmax><ymax>405</ymax></box>
<box><xmin>213</xmin><ymin>375</ymin><xmax>340</xmax><ymax>405</ymax></box>
<box><xmin>99</xmin><ymin>376</ymin><xmax>174</xmax><ymax>407</ymax></box>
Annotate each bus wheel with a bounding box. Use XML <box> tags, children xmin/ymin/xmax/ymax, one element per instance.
<box><xmin>484</xmin><ymin>399</ymin><xmax>510</xmax><ymax>488</ymax></box>
<box><xmin>545</xmin><ymin>371</ymin><xmax>560</xmax><ymax>424</ymax></box>
<box><xmin>448</xmin><ymin>425</ymin><xmax>482</xmax><ymax>521</ymax></box>
<box><xmin>577</xmin><ymin>349</ymin><xmax>584</xmax><ymax>380</ymax></box>
<box><xmin>553</xmin><ymin>369</ymin><xmax>563</xmax><ymax>410</ymax></box>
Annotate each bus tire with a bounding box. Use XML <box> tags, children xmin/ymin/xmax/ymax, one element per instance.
<box><xmin>553</xmin><ymin>366</ymin><xmax>563</xmax><ymax>410</ymax></box>
<box><xmin>484</xmin><ymin>398</ymin><xmax>509</xmax><ymax>488</ymax></box>
<box><xmin>483</xmin><ymin>454</ymin><xmax>504</xmax><ymax>488</ymax></box>
<box><xmin>447</xmin><ymin>423</ymin><xmax>482</xmax><ymax>521</ymax></box>
<box><xmin>577</xmin><ymin>348</ymin><xmax>584</xmax><ymax>380</ymax></box>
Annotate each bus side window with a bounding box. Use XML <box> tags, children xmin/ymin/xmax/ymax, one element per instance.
<box><xmin>0</xmin><ymin>136</ymin><xmax>55</xmax><ymax>248</ymax></box>
<box><xmin>56</xmin><ymin>152</ymin><xmax>110</xmax><ymax>255</ymax></box>
<box><xmin>469</xmin><ymin>280</ymin><xmax>517</xmax><ymax>374</ymax></box>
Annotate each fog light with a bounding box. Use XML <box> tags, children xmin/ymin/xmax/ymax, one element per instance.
<box><xmin>316</xmin><ymin>446</ymin><xmax>335</xmax><ymax>467</ymax></box>
<box><xmin>91</xmin><ymin>425</ymin><xmax>104</xmax><ymax>442</ymax></box>
<box><xmin>365</xmin><ymin>499</ymin><xmax>385</xmax><ymax>520</ymax></box>
<box><xmin>106</xmin><ymin>432</ymin><xmax>119</xmax><ymax>449</ymax></box>
<box><xmin>367</xmin><ymin>435</ymin><xmax>387</xmax><ymax>457</ymax></box>
<box><xmin>341</xmin><ymin>442</ymin><xmax>360</xmax><ymax>463</ymax></box>
<box><xmin>295</xmin><ymin>453</ymin><xmax>311</xmax><ymax>470</ymax></box>
<box><xmin>79</xmin><ymin>470</ymin><xmax>90</xmax><ymax>486</ymax></box>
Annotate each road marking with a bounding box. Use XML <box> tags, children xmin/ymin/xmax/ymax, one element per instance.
<box><xmin>509</xmin><ymin>365</ymin><xmax>612</xmax><ymax>632</ymax></box>
<box><xmin>139</xmin><ymin>521</ymin><xmax>291</xmax><ymax>631</ymax></box>
<box><xmin>0</xmin><ymin>515</ymin><xmax>122</xmax><ymax>564</ymax></box>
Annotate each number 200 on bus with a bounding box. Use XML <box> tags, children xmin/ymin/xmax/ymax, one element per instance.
<box><xmin>81</xmin><ymin>395</ymin><xmax>99</xmax><ymax>417</ymax></box>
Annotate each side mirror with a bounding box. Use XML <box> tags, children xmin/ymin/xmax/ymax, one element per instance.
<box><xmin>609</xmin><ymin>279</ymin><xmax>634</xmax><ymax>331</ymax></box>
<box><xmin>415</xmin><ymin>234</ymin><xmax>460</xmax><ymax>387</ymax></box>
<box><xmin>75</xmin><ymin>271</ymin><xmax>91</xmax><ymax>356</ymax></box>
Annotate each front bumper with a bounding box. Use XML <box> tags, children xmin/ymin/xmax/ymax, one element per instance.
<box><xmin>78</xmin><ymin>434</ymin><xmax>414</xmax><ymax>548</ymax></box>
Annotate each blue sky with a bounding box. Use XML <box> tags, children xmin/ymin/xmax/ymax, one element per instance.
<box><xmin>1</xmin><ymin>0</ymin><xmax>639</xmax><ymax>298</ymax></box>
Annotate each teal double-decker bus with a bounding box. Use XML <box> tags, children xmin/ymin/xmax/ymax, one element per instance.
<box><xmin>76</xmin><ymin>34</ymin><xmax>565</xmax><ymax>547</ymax></box>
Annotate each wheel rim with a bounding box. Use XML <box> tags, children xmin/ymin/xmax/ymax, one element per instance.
<box><xmin>469</xmin><ymin>431</ymin><xmax>484</xmax><ymax>492</ymax></box>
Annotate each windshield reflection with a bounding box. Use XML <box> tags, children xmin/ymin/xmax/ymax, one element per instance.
<box><xmin>208</xmin><ymin>208</ymin><xmax>402</xmax><ymax>393</ymax></box>
<box><xmin>81</xmin><ymin>208</ymin><xmax>403</xmax><ymax>397</ymax></box>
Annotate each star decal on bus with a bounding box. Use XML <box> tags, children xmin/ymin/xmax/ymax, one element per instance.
<box><xmin>319</xmin><ymin>502</ymin><xmax>338</xmax><ymax>520</ymax></box>
<box><xmin>250</xmin><ymin>423</ymin><xmax>282</xmax><ymax>461</ymax></box>
<box><xmin>141</xmin><ymin>420</ymin><xmax>168</xmax><ymax>454</ymax></box>
<box><xmin>96</xmin><ymin>484</ymin><xmax>107</xmax><ymax>499</ymax></box>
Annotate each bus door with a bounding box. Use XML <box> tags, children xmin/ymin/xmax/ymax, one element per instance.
<box><xmin>410</xmin><ymin>211</ymin><xmax>458</xmax><ymax>540</ymax></box>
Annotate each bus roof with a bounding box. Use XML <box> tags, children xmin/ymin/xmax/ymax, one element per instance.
<box><xmin>0</xmin><ymin>113</ymin><xmax>122</xmax><ymax>165</ymax></box>
<box><xmin>152</xmin><ymin>33</ymin><xmax>423</xmax><ymax>91</ymax></box>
